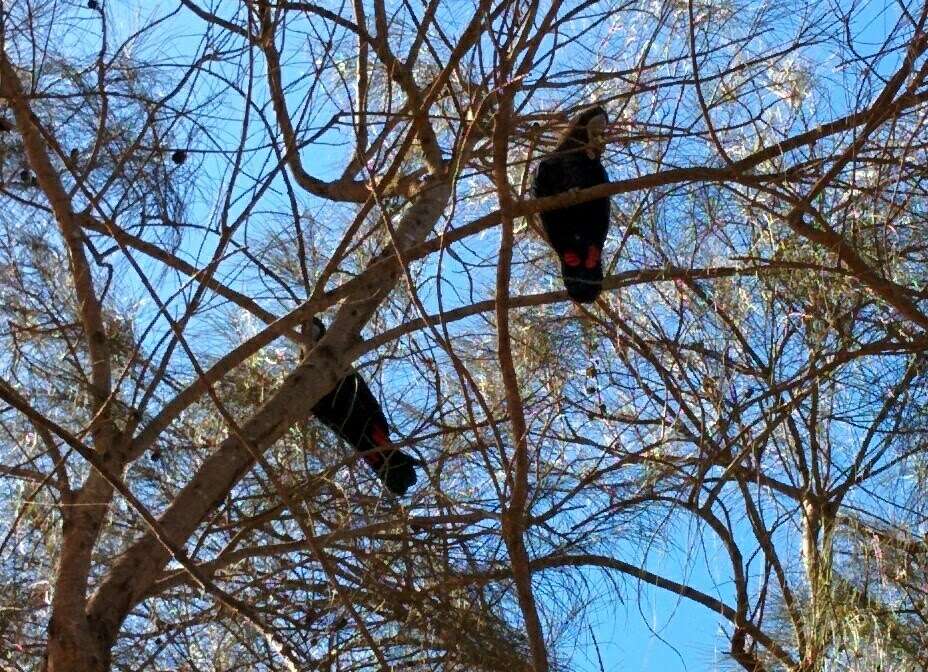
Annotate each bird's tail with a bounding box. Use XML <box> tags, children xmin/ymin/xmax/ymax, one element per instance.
<box><xmin>360</xmin><ymin>424</ymin><xmax>422</xmax><ymax>496</ymax></box>
<box><xmin>560</xmin><ymin>246</ymin><xmax>603</xmax><ymax>304</ymax></box>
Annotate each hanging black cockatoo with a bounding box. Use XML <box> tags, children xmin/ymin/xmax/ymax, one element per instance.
<box><xmin>301</xmin><ymin>318</ymin><xmax>420</xmax><ymax>496</ymax></box>
<box><xmin>532</xmin><ymin>105</ymin><xmax>611</xmax><ymax>304</ymax></box>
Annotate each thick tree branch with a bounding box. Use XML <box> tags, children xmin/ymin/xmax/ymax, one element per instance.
<box><xmin>87</xmin><ymin>177</ymin><xmax>451</xmax><ymax>643</ymax></box>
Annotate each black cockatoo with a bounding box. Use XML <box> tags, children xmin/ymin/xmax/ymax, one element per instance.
<box><xmin>301</xmin><ymin>318</ymin><xmax>420</xmax><ymax>496</ymax></box>
<box><xmin>532</xmin><ymin>105</ymin><xmax>611</xmax><ymax>304</ymax></box>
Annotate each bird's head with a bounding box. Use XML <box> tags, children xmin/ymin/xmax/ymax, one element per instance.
<box><xmin>565</xmin><ymin>105</ymin><xmax>609</xmax><ymax>157</ymax></box>
<box><xmin>299</xmin><ymin>317</ymin><xmax>327</xmax><ymax>359</ymax></box>
<box><xmin>578</xmin><ymin>106</ymin><xmax>608</xmax><ymax>136</ymax></box>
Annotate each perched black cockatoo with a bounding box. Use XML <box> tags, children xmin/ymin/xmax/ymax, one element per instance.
<box><xmin>532</xmin><ymin>105</ymin><xmax>611</xmax><ymax>304</ymax></box>
<box><xmin>301</xmin><ymin>318</ymin><xmax>420</xmax><ymax>496</ymax></box>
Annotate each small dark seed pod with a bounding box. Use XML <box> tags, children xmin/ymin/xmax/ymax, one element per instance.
<box><xmin>171</xmin><ymin>149</ymin><xmax>187</xmax><ymax>165</ymax></box>
<box><xmin>87</xmin><ymin>0</ymin><xmax>99</xmax><ymax>10</ymax></box>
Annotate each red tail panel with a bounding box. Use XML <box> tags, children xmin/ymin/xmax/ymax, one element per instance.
<box><xmin>563</xmin><ymin>250</ymin><xmax>582</xmax><ymax>267</ymax></box>
<box><xmin>370</xmin><ymin>424</ymin><xmax>388</xmax><ymax>446</ymax></box>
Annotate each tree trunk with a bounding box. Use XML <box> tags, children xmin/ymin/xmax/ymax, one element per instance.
<box><xmin>45</xmin><ymin>616</ymin><xmax>110</xmax><ymax>672</ymax></box>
